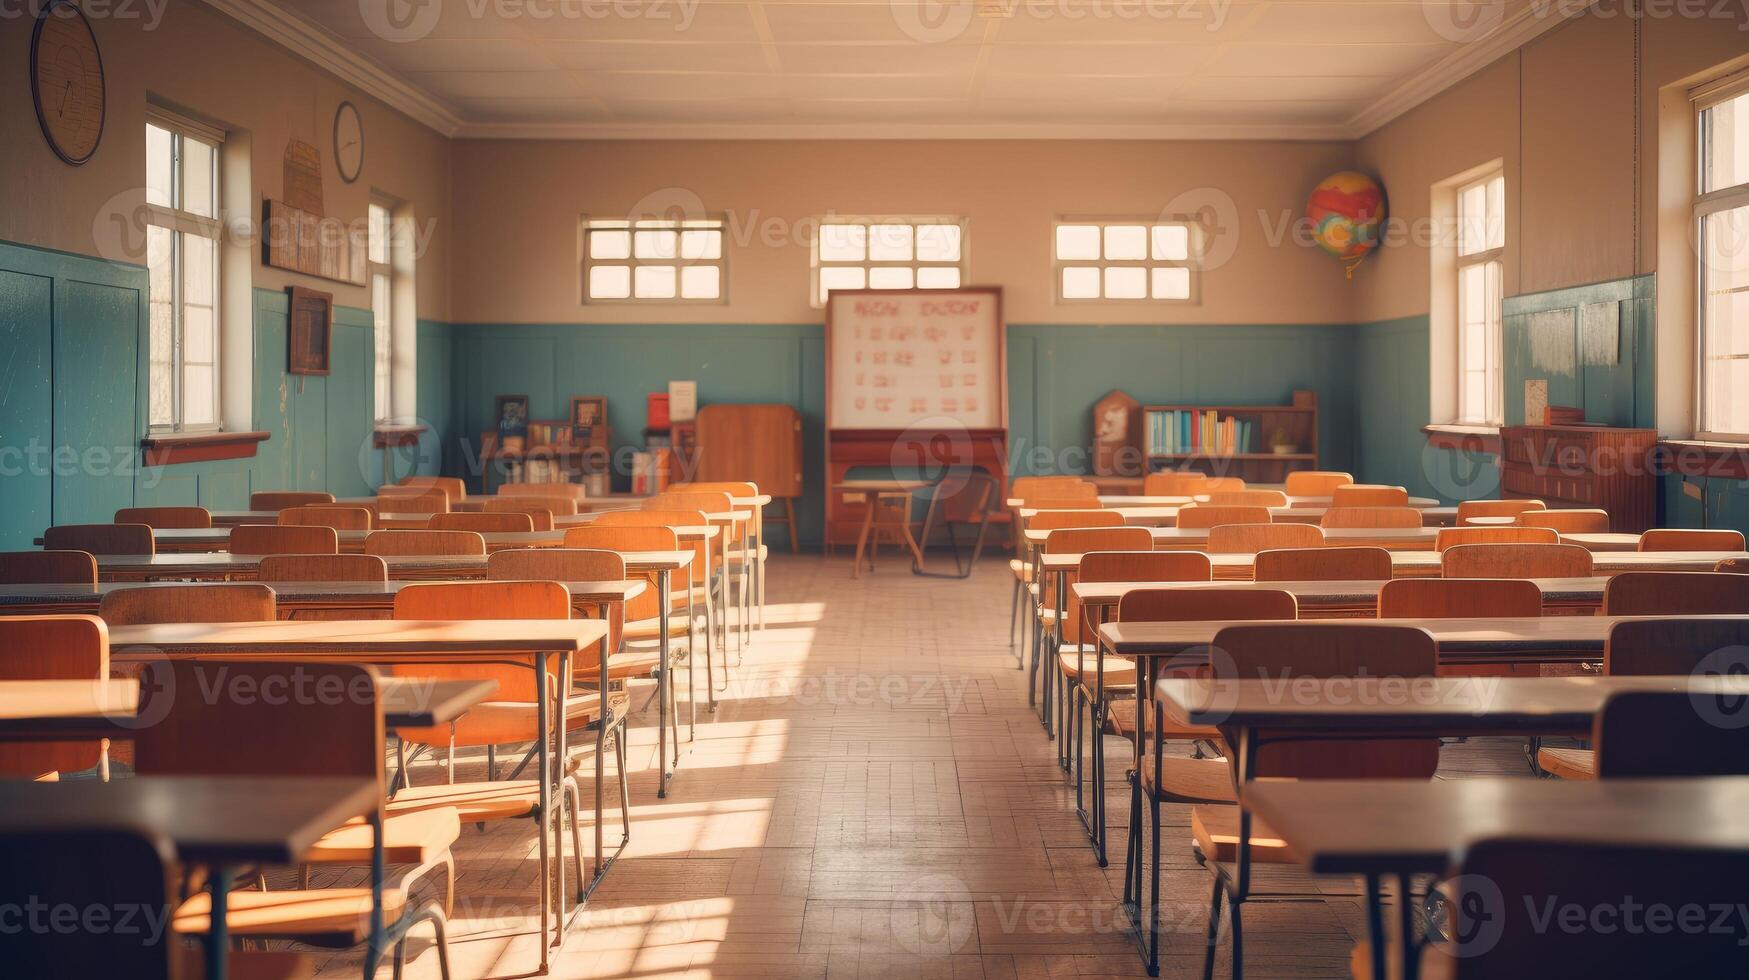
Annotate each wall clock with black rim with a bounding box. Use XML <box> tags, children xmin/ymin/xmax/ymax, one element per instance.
<box><xmin>31</xmin><ymin>0</ymin><xmax>106</xmax><ymax>166</ymax></box>
<box><xmin>334</xmin><ymin>101</ymin><xmax>363</xmax><ymax>184</ymax></box>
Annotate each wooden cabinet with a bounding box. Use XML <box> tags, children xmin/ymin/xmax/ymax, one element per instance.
<box><xmin>1498</xmin><ymin>425</ymin><xmax>1657</xmax><ymax>532</ymax></box>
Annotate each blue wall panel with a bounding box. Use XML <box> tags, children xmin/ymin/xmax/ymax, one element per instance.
<box><xmin>0</xmin><ymin>268</ymin><xmax>54</xmax><ymax>549</ymax></box>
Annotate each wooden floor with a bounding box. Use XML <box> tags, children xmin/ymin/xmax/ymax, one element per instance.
<box><xmin>304</xmin><ymin>553</ymin><xmax>1533</xmax><ymax>978</ymax></box>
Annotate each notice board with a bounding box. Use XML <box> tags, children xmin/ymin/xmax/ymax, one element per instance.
<box><xmin>825</xmin><ymin>287</ymin><xmax>1006</xmax><ymax>431</ymax></box>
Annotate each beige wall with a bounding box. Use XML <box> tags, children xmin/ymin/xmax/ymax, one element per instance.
<box><xmin>0</xmin><ymin>2</ymin><xmax>452</xmax><ymax>319</ymax></box>
<box><xmin>447</xmin><ymin>138</ymin><xmax>1357</xmax><ymax>325</ymax></box>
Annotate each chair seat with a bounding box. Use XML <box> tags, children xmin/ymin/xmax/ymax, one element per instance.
<box><xmin>399</xmin><ymin>691</ymin><xmax>621</xmax><ymax>748</ymax></box>
<box><xmin>1106</xmin><ymin>699</ymin><xmax>1221</xmax><ymax>741</ymax></box>
<box><xmin>1537</xmin><ymin>746</ymin><xmax>1597</xmax><ymax>780</ymax></box>
<box><xmin>304</xmin><ymin>807</ymin><xmax>460</xmax><ymax>865</ymax></box>
<box><xmin>1191</xmin><ymin>804</ymin><xmax>1295</xmax><ymax>865</ymax></box>
<box><xmin>386</xmin><ymin>781</ymin><xmax>540</xmax><ymax>821</ymax></box>
<box><xmin>1058</xmin><ymin>650</ymin><xmax>1136</xmax><ymax>684</ymax></box>
<box><xmin>1139</xmin><ymin>753</ymin><xmax>1237</xmax><ymax>804</ymax></box>
<box><xmin>175</xmin><ymin>886</ymin><xmax>408</xmax><ymax>943</ymax></box>
<box><xmin>575</xmin><ymin>649</ymin><xmax>663</xmax><ymax>681</ymax></box>
<box><xmin>1008</xmin><ymin>558</ymin><xmax>1032</xmax><ymax>583</ymax></box>
<box><xmin>624</xmin><ymin>614</ymin><xmax>696</xmax><ymax>642</ymax></box>
<box><xmin>726</xmin><ymin>545</ymin><xmax>768</xmax><ymax>564</ymax></box>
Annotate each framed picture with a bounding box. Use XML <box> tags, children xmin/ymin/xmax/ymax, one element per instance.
<box><xmin>570</xmin><ymin>395</ymin><xmax>607</xmax><ymax>446</ymax></box>
<box><xmin>495</xmin><ymin>395</ymin><xmax>529</xmax><ymax>454</ymax></box>
<box><xmin>287</xmin><ymin>286</ymin><xmax>333</xmax><ymax>375</ymax></box>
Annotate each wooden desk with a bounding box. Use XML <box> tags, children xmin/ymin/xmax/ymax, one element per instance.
<box><xmin>211</xmin><ymin>510</ymin><xmax>600</xmax><ymax>530</ymax></box>
<box><xmin>1072</xmin><ymin>576</ymin><xmax>1609</xmax><ymax>618</ymax></box>
<box><xmin>835</xmin><ymin>480</ymin><xmax>930</xmax><ymax>578</ymax></box>
<box><xmin>1039</xmin><ymin>549</ymin><xmax>1749</xmax><ymax>582</ymax></box>
<box><xmin>136</xmin><ymin>527</ymin><xmax>722</xmax><ymax>555</ymax></box>
<box><xmin>1026</xmin><ymin>526</ymin><xmax>1642</xmax><ymax>552</ymax></box>
<box><xmin>0</xmin><ymin>580</ymin><xmax>647</xmax><ymax>619</ymax></box>
<box><xmin>0</xmin><ymin>678</ymin><xmax>140</xmax><ymax>739</ymax></box>
<box><xmin>378</xmin><ymin>677</ymin><xmax>497</xmax><ymax>729</ymax></box>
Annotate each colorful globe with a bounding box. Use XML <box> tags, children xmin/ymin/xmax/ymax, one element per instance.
<box><xmin>1306</xmin><ymin>171</ymin><xmax>1386</xmax><ymax>273</ymax></box>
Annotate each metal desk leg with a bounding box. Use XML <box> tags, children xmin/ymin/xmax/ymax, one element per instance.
<box><xmin>553</xmin><ymin>649</ymin><xmax>571</xmax><ymax>946</ymax></box>
<box><xmin>657</xmin><ymin>569</ymin><xmax>672</xmax><ymax>798</ymax></box>
<box><xmin>207</xmin><ymin>863</ymin><xmax>231</xmax><ymax>980</ymax></box>
<box><xmin>535</xmin><ymin>651</ymin><xmax>551</xmax><ymax>972</ymax></box>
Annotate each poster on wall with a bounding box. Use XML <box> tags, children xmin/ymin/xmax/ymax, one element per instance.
<box><xmin>825</xmin><ymin>287</ymin><xmax>1005</xmax><ymax>432</ymax></box>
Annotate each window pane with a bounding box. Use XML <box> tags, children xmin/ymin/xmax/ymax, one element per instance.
<box><xmin>1152</xmin><ymin>225</ymin><xmax>1190</xmax><ymax>261</ymax></box>
<box><xmin>679</xmin><ymin>229</ymin><xmax>721</xmax><ymax>261</ymax></box>
<box><xmin>1104</xmin><ymin>266</ymin><xmax>1146</xmax><ymax>299</ymax></box>
<box><xmin>590</xmin><ymin>229</ymin><xmax>631</xmax><ymax>260</ymax></box>
<box><xmin>180</xmin><ymin>232</ymin><xmax>218</xmax><ymax>427</ymax></box>
<box><xmin>373</xmin><ymin>273</ymin><xmax>392</xmax><ymax>421</ymax></box>
<box><xmin>1103</xmin><ymin>225</ymin><xmax>1148</xmax><ymax>261</ymax></box>
<box><xmin>917</xmin><ymin>266</ymin><xmax>959</xmax><ymax>288</ymax></box>
<box><xmin>819</xmin><ymin>266</ymin><xmax>866</xmax><ymax>300</ymax></box>
<box><xmin>1703</xmin><ymin>90</ymin><xmax>1749</xmax><ymax>193</ymax></box>
<box><xmin>1702</xmin><ymin>203</ymin><xmax>1749</xmax><ymax>295</ymax></box>
<box><xmin>633</xmin><ymin>229</ymin><xmax>678</xmax><ymax>260</ymax></box>
<box><xmin>370</xmin><ymin>204</ymin><xmax>391</xmax><ymax>264</ymax></box>
<box><xmin>915</xmin><ymin>224</ymin><xmax>960</xmax><ymax>261</ymax></box>
<box><xmin>181</xmin><ymin>365</ymin><xmax>216</xmax><ymax>427</ymax></box>
<box><xmin>181</xmin><ymin>136</ymin><xmax>216</xmax><ymax>219</ymax></box>
<box><xmin>1458</xmin><ymin>182</ymin><xmax>1487</xmax><ymax>255</ymax></box>
<box><xmin>1485</xmin><ymin>176</ymin><xmax>1505</xmax><ymax>251</ymax></box>
<box><xmin>818</xmin><ymin>224</ymin><xmax>866</xmax><ymax>262</ymax></box>
<box><xmin>1055</xmin><ymin>225</ymin><xmax>1100</xmax><ymax>260</ymax></box>
<box><xmin>680</xmin><ymin>265</ymin><xmax>720</xmax><ymax>299</ymax></box>
<box><xmin>1702</xmin><ymin>204</ymin><xmax>1749</xmax><ymax>433</ymax></box>
<box><xmin>633</xmin><ymin>265</ymin><xmax>677</xmax><ymax>298</ymax></box>
<box><xmin>869</xmin><ymin>267</ymin><xmax>914</xmax><ymax>289</ymax></box>
<box><xmin>1061</xmin><ymin>266</ymin><xmax>1100</xmax><ymax>299</ymax></box>
<box><xmin>146</xmin><ymin>124</ymin><xmax>174</xmax><ymax>208</ymax></box>
<box><xmin>588</xmin><ymin>265</ymin><xmax>631</xmax><ymax>299</ymax></box>
<box><xmin>1151</xmin><ymin>266</ymin><xmax>1190</xmax><ymax>299</ymax></box>
<box><xmin>147</xmin><ymin>225</ymin><xmax>175</xmax><ymax>427</ymax></box>
<box><xmin>868</xmin><ymin>224</ymin><xmax>913</xmax><ymax>261</ymax></box>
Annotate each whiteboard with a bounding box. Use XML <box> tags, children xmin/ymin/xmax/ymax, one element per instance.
<box><xmin>826</xmin><ymin>287</ymin><xmax>1005</xmax><ymax>430</ymax></box>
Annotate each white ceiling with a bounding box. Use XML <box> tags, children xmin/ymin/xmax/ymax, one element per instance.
<box><xmin>213</xmin><ymin>0</ymin><xmax>1563</xmax><ymax>139</ymax></box>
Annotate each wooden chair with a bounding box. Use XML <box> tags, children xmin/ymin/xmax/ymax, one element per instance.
<box><xmin>672</xmin><ymin>480</ymin><xmax>769</xmax><ymax>631</ymax></box>
<box><xmin>250</xmin><ymin>490</ymin><xmax>335</xmax><ymax>510</ymax></box>
<box><xmin>1455</xmin><ymin>498</ymin><xmax>1545</xmax><ymax>524</ymax></box>
<box><xmin>363</xmin><ymin>530</ymin><xmax>485</xmax><ymax>557</ymax></box>
<box><xmin>1434</xmin><ymin>526</ymin><xmax>1558</xmax><ymax>551</ymax></box>
<box><xmin>473</xmin><ymin>501</ymin><xmax>554</xmax><ymax>531</ymax></box>
<box><xmin>0</xmin><ymin>615</ymin><xmax>109</xmax><ymax>781</ymax></box>
<box><xmin>0</xmin><ymin>550</ymin><xmax>97</xmax><ymax>584</ymax></box>
<box><xmin>97</xmin><ymin>584</ymin><xmax>276</xmax><ymax>626</ymax></box>
<box><xmin>496</xmin><ymin>481</ymin><xmax>587</xmax><ymax>503</ymax></box>
<box><xmin>484</xmin><ymin>494</ymin><xmax>577</xmax><ymax>517</ymax></box>
<box><xmin>429</xmin><ymin>512</ymin><xmax>535</xmax><ymax>533</ymax></box>
<box><xmin>377</xmin><ymin>491</ymin><xmax>448</xmax><ymax>516</ymax></box>
<box><xmin>1203</xmin><ymin>477</ymin><xmax>1246</xmax><ymax>492</ymax></box>
<box><xmin>1253</xmin><ymin>546</ymin><xmax>1392</xmax><ymax>582</ymax></box>
<box><xmin>1205</xmin><ymin>523</ymin><xmax>1323</xmax><ymax>554</ymax></box>
<box><xmin>1201</xmin><ymin>489</ymin><xmax>1288</xmax><ymax>508</ymax></box>
<box><xmin>1719</xmin><ymin>557</ymin><xmax>1749</xmax><ymax>573</ymax></box>
<box><xmin>257</xmin><ymin>554</ymin><xmax>388</xmax><ymax>582</ymax></box>
<box><xmin>114</xmin><ymin>506</ymin><xmax>211</xmax><ymax>529</ymax></box>
<box><xmin>1601</xmin><ymin>571</ymin><xmax>1749</xmax><ymax>615</ymax></box>
<box><xmin>395</xmin><ymin>475</ymin><xmax>466</xmax><ymax>501</ymax></box>
<box><xmin>1517</xmin><ymin>508</ymin><xmax>1610</xmax><ymax>533</ymax></box>
<box><xmin>42</xmin><ymin>524</ymin><xmax>153</xmax><ymax>556</ymax></box>
<box><xmin>1175</xmin><ymin>505</ymin><xmax>1271</xmax><ymax>530</ymax></box>
<box><xmin>1142</xmin><ymin>471</ymin><xmax>1208</xmax><ymax>496</ymax></box>
<box><xmin>1595</xmin><ymin>691</ymin><xmax>1749</xmax><ymax>778</ymax></box>
<box><xmin>1319</xmin><ymin>506</ymin><xmax>1422</xmax><ymax>529</ymax></box>
<box><xmin>1012</xmin><ymin>509</ymin><xmax>1123</xmax><ymax>653</ymax></box>
<box><xmin>138</xmin><ymin>660</ymin><xmax>453</xmax><ymax>974</ymax></box>
<box><xmin>1379</xmin><ymin>577</ymin><xmax>1542</xmax><ymax>619</ymax></box>
<box><xmin>279</xmin><ymin>505</ymin><xmax>375</xmax><ymax>531</ymax></box>
<box><xmin>229</xmin><ymin>524</ymin><xmax>339</xmax><ymax>556</ymax></box>
<box><xmin>650</xmin><ymin>490</ymin><xmax>754</xmax><ymax>645</ymax></box>
<box><xmin>1442</xmin><ymin>543</ymin><xmax>1593</xmax><ymax>579</ymax></box>
<box><xmin>1281</xmin><ymin>471</ymin><xmax>1353</xmax><ymax>496</ymax></box>
<box><xmin>1328</xmin><ymin>484</ymin><xmax>1409</xmax><ymax>507</ymax></box>
<box><xmin>1640</xmin><ymin>528</ymin><xmax>1746</xmax><ymax>552</ymax></box>
<box><xmin>1037</xmin><ymin>527</ymin><xmax>1153</xmax><ymax>730</ymax></box>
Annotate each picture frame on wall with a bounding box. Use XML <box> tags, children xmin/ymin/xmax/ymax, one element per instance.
<box><xmin>570</xmin><ymin>396</ymin><xmax>607</xmax><ymax>448</ymax></box>
<box><xmin>496</xmin><ymin>394</ymin><xmax>530</xmax><ymax>454</ymax></box>
<box><xmin>287</xmin><ymin>286</ymin><xmax>333</xmax><ymax>376</ymax></box>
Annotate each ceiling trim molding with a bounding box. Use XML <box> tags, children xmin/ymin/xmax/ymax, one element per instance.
<box><xmin>198</xmin><ymin>0</ymin><xmax>465</xmax><ymax>137</ymax></box>
<box><xmin>453</xmin><ymin>121</ymin><xmax>1355</xmax><ymax>141</ymax></box>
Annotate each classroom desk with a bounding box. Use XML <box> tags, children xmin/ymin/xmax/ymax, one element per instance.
<box><xmin>1093</xmin><ymin>494</ymin><xmax>1444</xmax><ymax>509</ymax></box>
<box><xmin>0</xmin><ymin>678</ymin><xmax>140</xmax><ymax>739</ymax></box>
<box><xmin>210</xmin><ymin>509</ymin><xmax>602</xmax><ymax>530</ymax></box>
<box><xmin>835</xmin><ymin>480</ymin><xmax>931</xmax><ymax>578</ymax></box>
<box><xmin>0</xmin><ymin>580</ymin><xmax>645</xmax><ymax>620</ymax></box>
<box><xmin>0</xmin><ymin>775</ymin><xmax>378</xmax><ymax>980</ymax></box>
<box><xmin>1024</xmin><ymin>525</ymin><xmax>1643</xmax><ymax>552</ymax></box>
<box><xmin>1017</xmin><ymin>502</ymin><xmax>1462</xmax><ymax>527</ymax></box>
<box><xmin>1071</xmin><ymin>576</ymin><xmax>1609</xmax><ymax>618</ymax></box>
<box><xmin>1038</xmin><ymin>548</ymin><xmax>1749</xmax><ymax>581</ymax></box>
<box><xmin>122</xmin><ymin>526</ymin><xmax>717</xmax><ymax>555</ymax></box>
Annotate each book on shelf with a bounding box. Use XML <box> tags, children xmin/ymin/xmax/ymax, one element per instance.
<box><xmin>1144</xmin><ymin>409</ymin><xmax>1256</xmax><ymax>456</ymax></box>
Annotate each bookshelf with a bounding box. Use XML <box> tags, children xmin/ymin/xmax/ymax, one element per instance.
<box><xmin>1142</xmin><ymin>390</ymin><xmax>1319</xmax><ymax>483</ymax></box>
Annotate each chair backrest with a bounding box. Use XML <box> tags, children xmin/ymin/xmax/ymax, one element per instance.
<box><xmin>1640</xmin><ymin>528</ymin><xmax>1747</xmax><ymax>552</ymax></box>
<box><xmin>484</xmin><ymin>494</ymin><xmax>577</xmax><ymax>517</ymax></box>
<box><xmin>396</xmin><ymin>475</ymin><xmax>466</xmax><ymax>501</ymax></box>
<box><xmin>1328</xmin><ymin>484</ymin><xmax>1409</xmax><ymax>507</ymax></box>
<box><xmin>1282</xmin><ymin>471</ymin><xmax>1354</xmax><ymax>496</ymax></box>
<box><xmin>488</xmin><ymin>548</ymin><xmax>627</xmax><ymax>654</ymax></box>
<box><xmin>1211</xmin><ymin>624</ymin><xmax>1440</xmax><ymax>779</ymax></box>
<box><xmin>362</xmin><ymin>529</ymin><xmax>485</xmax><ymax>557</ymax></box>
<box><xmin>1253</xmin><ymin>546</ymin><xmax>1393</xmax><ymax>582</ymax></box>
<box><xmin>1202</xmin><ymin>489</ymin><xmax>1289</xmax><ymax>508</ymax></box>
<box><xmin>1434</xmin><ymin>526</ymin><xmax>1559</xmax><ymax>551</ymax></box>
<box><xmin>97</xmin><ymin>584</ymin><xmax>276</xmax><ymax>626</ymax></box>
<box><xmin>497</xmin><ymin>481</ymin><xmax>587</xmax><ymax>502</ymax></box>
<box><xmin>257</xmin><ymin>553</ymin><xmax>388</xmax><ymax>583</ymax></box>
<box><xmin>1605</xmin><ymin>617</ymin><xmax>1749</xmax><ymax>675</ymax></box>
<box><xmin>1205</xmin><ymin>522</ymin><xmax>1324</xmax><ymax>555</ymax></box>
<box><xmin>472</xmin><ymin>501</ymin><xmax>554</xmax><ymax>531</ymax></box>
<box><xmin>594</xmin><ymin>510</ymin><xmax>711</xmax><ymax>585</ymax></box>
<box><xmin>1434</xmin><ymin>839</ymin><xmax>1749</xmax><ymax>979</ymax></box>
<box><xmin>1594</xmin><ymin>691</ymin><xmax>1749</xmax><ymax>778</ymax></box>
<box><xmin>1454</xmin><ymin>498</ymin><xmax>1545</xmax><ymax>523</ymax></box>
<box><xmin>1025</xmin><ymin>509</ymin><xmax>1124</xmax><ymax>534</ymax></box>
<box><xmin>392</xmin><ymin>581</ymin><xmax>572</xmax><ymax>701</ymax></box>
<box><xmin>1142</xmin><ymin>471</ymin><xmax>1208</xmax><ymax>496</ymax></box>
<box><xmin>228</xmin><ymin>524</ymin><xmax>338</xmax><ymax>556</ymax></box>
<box><xmin>1202</xmin><ymin>477</ymin><xmax>1246</xmax><ymax>492</ymax></box>
<box><xmin>249</xmin><ymin>490</ymin><xmax>336</xmax><ymax>510</ymax></box>
<box><xmin>1442</xmin><ymin>543</ymin><xmax>1593</xmax><ymax>579</ymax></box>
<box><xmin>1175</xmin><ymin>505</ymin><xmax>1271</xmax><ymax>530</ymax></box>
<box><xmin>429</xmin><ymin>512</ymin><xmax>535</xmax><ymax>533</ymax></box>
<box><xmin>562</xmin><ymin>527</ymin><xmax>680</xmax><ymax>619</ymax></box>
<box><xmin>0</xmin><ymin>550</ymin><xmax>97</xmax><ymax>584</ymax></box>
<box><xmin>1022</xmin><ymin>494</ymin><xmax>1103</xmax><ymax>511</ymax></box>
<box><xmin>1063</xmin><ymin>551</ymin><xmax>1213</xmax><ymax>643</ymax></box>
<box><xmin>1719</xmin><ymin>557</ymin><xmax>1749</xmax><ymax>574</ymax></box>
<box><xmin>1378</xmin><ymin>578</ymin><xmax>1543</xmax><ymax>618</ymax></box>
<box><xmin>1041</xmin><ymin>527</ymin><xmax>1153</xmax><ymax>610</ymax></box>
<box><xmin>1601</xmin><ymin>571</ymin><xmax>1749</xmax><ymax>616</ymax></box>
<box><xmin>42</xmin><ymin>524</ymin><xmax>153</xmax><ymax>556</ymax></box>
<box><xmin>278</xmin><ymin>505</ymin><xmax>375</xmax><ymax>530</ymax></box>
<box><xmin>113</xmin><ymin>506</ymin><xmax>211</xmax><ymax>529</ymax></box>
<box><xmin>1319</xmin><ymin>506</ymin><xmax>1423</xmax><ymax>529</ymax></box>
<box><xmin>0</xmin><ymin>615</ymin><xmax>108</xmax><ymax>778</ymax></box>
<box><xmin>1517</xmin><ymin>508</ymin><xmax>1610</xmax><ymax>533</ymax></box>
<box><xmin>377</xmin><ymin>491</ymin><xmax>449</xmax><ymax>515</ymax></box>
<box><xmin>1011</xmin><ymin>476</ymin><xmax>1093</xmax><ymax>499</ymax></box>
<box><xmin>649</xmin><ymin>490</ymin><xmax>732</xmax><ymax>514</ymax></box>
<box><xmin>0</xmin><ymin>827</ymin><xmax>181</xmax><ymax>978</ymax></box>
<box><xmin>672</xmin><ymin>480</ymin><xmax>758</xmax><ymax>496</ymax></box>
<box><xmin>1117</xmin><ymin>586</ymin><xmax>1296</xmax><ymax>625</ymax></box>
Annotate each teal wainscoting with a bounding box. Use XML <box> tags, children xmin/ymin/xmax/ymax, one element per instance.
<box><xmin>1502</xmin><ymin>276</ymin><xmax>1655</xmax><ymax>429</ymax></box>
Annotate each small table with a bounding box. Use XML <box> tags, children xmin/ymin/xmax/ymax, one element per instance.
<box><xmin>834</xmin><ymin>480</ymin><xmax>930</xmax><ymax>577</ymax></box>
<box><xmin>0</xmin><ymin>678</ymin><xmax>141</xmax><ymax>739</ymax></box>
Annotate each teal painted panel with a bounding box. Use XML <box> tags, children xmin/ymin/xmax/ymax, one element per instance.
<box><xmin>0</xmin><ymin>269</ymin><xmax>54</xmax><ymax>549</ymax></box>
<box><xmin>1660</xmin><ymin>473</ymin><xmax>1707</xmax><ymax>528</ymax></box>
<box><xmin>412</xmin><ymin>319</ymin><xmax>453</xmax><ymax>478</ymax></box>
<box><xmin>135</xmin><ymin>471</ymin><xmax>199</xmax><ymax>507</ymax></box>
<box><xmin>1502</xmin><ymin>276</ymin><xmax>1651</xmax><ymax>428</ymax></box>
<box><xmin>325</xmin><ymin>316</ymin><xmax>374</xmax><ymax>498</ymax></box>
<box><xmin>252</xmin><ymin>292</ymin><xmax>296</xmax><ymax>491</ymax></box>
<box><xmin>53</xmin><ymin>278</ymin><xmax>139</xmax><ymax>525</ymax></box>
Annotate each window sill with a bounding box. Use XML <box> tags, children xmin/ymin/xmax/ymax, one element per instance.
<box><xmin>374</xmin><ymin>424</ymin><xmax>429</xmax><ymax>449</ymax></box>
<box><xmin>140</xmin><ymin>430</ymin><xmax>270</xmax><ymax>467</ymax></box>
<box><xmin>1658</xmin><ymin>439</ymin><xmax>1749</xmax><ymax>480</ymax></box>
<box><xmin>1422</xmin><ymin>423</ymin><xmax>1501</xmax><ymax>455</ymax></box>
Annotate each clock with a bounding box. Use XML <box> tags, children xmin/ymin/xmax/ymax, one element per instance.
<box><xmin>334</xmin><ymin>101</ymin><xmax>363</xmax><ymax>184</ymax></box>
<box><xmin>31</xmin><ymin>1</ymin><xmax>106</xmax><ymax>166</ymax></box>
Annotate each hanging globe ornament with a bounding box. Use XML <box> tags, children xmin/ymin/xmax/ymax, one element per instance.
<box><xmin>1306</xmin><ymin>171</ymin><xmax>1387</xmax><ymax>279</ymax></box>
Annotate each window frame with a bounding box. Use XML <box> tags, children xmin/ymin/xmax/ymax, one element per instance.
<box><xmin>1050</xmin><ymin>216</ymin><xmax>1202</xmax><ymax>306</ymax></box>
<box><xmin>1694</xmin><ymin>79</ymin><xmax>1749</xmax><ymax>442</ymax></box>
<box><xmin>579</xmin><ymin>215</ymin><xmax>729</xmax><ymax>306</ymax></box>
<box><xmin>144</xmin><ymin>108</ymin><xmax>226</xmax><ymax>434</ymax></box>
<box><xmin>369</xmin><ymin>200</ymin><xmax>394</xmax><ymax>426</ymax></box>
<box><xmin>809</xmin><ymin>216</ymin><xmax>969</xmax><ymax>308</ymax></box>
<box><xmin>1453</xmin><ymin>172</ymin><xmax>1505</xmax><ymax>427</ymax></box>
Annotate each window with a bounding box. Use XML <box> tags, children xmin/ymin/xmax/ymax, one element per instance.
<box><xmin>1455</xmin><ymin>173</ymin><xmax>1504</xmax><ymax>425</ymax></box>
<box><xmin>1052</xmin><ymin>220</ymin><xmax>1198</xmax><ymax>303</ymax></box>
<box><xmin>811</xmin><ymin>218</ymin><xmax>965</xmax><ymax>307</ymax></box>
<box><xmin>145</xmin><ymin>113</ymin><xmax>224</xmax><ymax>431</ymax></box>
<box><xmin>369</xmin><ymin>202</ymin><xmax>393</xmax><ymax>424</ymax></box>
<box><xmin>581</xmin><ymin>217</ymin><xmax>725</xmax><ymax>303</ymax></box>
<box><xmin>1698</xmin><ymin>85</ymin><xmax>1749</xmax><ymax>439</ymax></box>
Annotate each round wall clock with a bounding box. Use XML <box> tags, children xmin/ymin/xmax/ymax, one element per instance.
<box><xmin>334</xmin><ymin>101</ymin><xmax>364</xmax><ymax>184</ymax></box>
<box><xmin>31</xmin><ymin>1</ymin><xmax>107</xmax><ymax>166</ymax></box>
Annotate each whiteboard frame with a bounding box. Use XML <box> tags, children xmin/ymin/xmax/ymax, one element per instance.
<box><xmin>823</xmin><ymin>286</ymin><xmax>1008</xmax><ymax>435</ymax></box>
